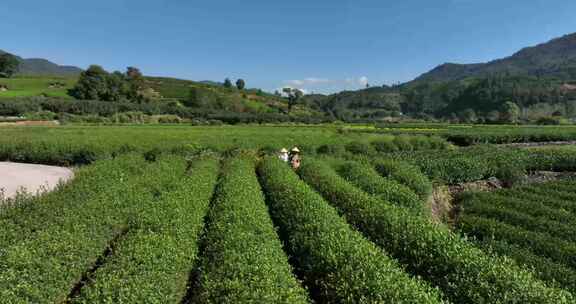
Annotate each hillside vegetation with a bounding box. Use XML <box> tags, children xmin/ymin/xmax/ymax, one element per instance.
<box><xmin>306</xmin><ymin>32</ymin><xmax>576</xmax><ymax>122</ymax></box>
<box><xmin>0</xmin><ymin>49</ymin><xmax>82</xmax><ymax>76</ymax></box>
<box><xmin>0</xmin><ymin>75</ymin><xmax>76</xmax><ymax>98</ymax></box>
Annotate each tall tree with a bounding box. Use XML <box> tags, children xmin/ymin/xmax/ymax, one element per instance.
<box><xmin>223</xmin><ymin>78</ymin><xmax>233</xmax><ymax>89</ymax></box>
<box><xmin>236</xmin><ymin>78</ymin><xmax>246</xmax><ymax>90</ymax></box>
<box><xmin>103</xmin><ymin>71</ymin><xmax>128</xmax><ymax>101</ymax></box>
<box><xmin>68</xmin><ymin>65</ymin><xmax>111</xmax><ymax>100</ymax></box>
<box><xmin>282</xmin><ymin>87</ymin><xmax>304</xmax><ymax>113</ymax></box>
<box><xmin>0</xmin><ymin>53</ymin><xmax>20</xmax><ymax>78</ymax></box>
<box><xmin>500</xmin><ymin>101</ymin><xmax>521</xmax><ymax>123</ymax></box>
<box><xmin>126</xmin><ymin>67</ymin><xmax>147</xmax><ymax>102</ymax></box>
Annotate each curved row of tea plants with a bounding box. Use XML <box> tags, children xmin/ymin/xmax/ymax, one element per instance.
<box><xmin>458</xmin><ymin>182</ymin><xmax>576</xmax><ymax>272</ymax></box>
<box><xmin>460</xmin><ymin>193</ymin><xmax>576</xmax><ymax>242</ymax></box>
<box><xmin>298</xmin><ymin>159</ymin><xmax>573</xmax><ymax>303</ymax></box>
<box><xmin>193</xmin><ymin>157</ymin><xmax>309</xmax><ymax>303</ymax></box>
<box><xmin>0</xmin><ymin>155</ymin><xmax>187</xmax><ymax>303</ymax></box>
<box><xmin>485</xmin><ymin>192</ymin><xmax>576</xmax><ymax>225</ymax></box>
<box><xmin>258</xmin><ymin>157</ymin><xmax>443</xmax><ymax>303</ymax></box>
<box><xmin>72</xmin><ymin>157</ymin><xmax>220</xmax><ymax>303</ymax></box>
<box><xmin>480</xmin><ymin>239</ymin><xmax>576</xmax><ymax>292</ymax></box>
<box><xmin>458</xmin><ymin>215</ymin><xmax>576</xmax><ymax>269</ymax></box>
<box><xmin>336</xmin><ymin>161</ymin><xmax>424</xmax><ymax>214</ymax></box>
<box><xmin>503</xmin><ymin>190</ymin><xmax>576</xmax><ymax>215</ymax></box>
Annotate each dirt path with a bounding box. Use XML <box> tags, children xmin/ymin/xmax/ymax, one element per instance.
<box><xmin>499</xmin><ymin>141</ymin><xmax>576</xmax><ymax>147</ymax></box>
<box><xmin>0</xmin><ymin>162</ymin><xmax>74</xmax><ymax>201</ymax></box>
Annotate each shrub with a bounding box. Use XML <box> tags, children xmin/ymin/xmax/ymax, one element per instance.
<box><xmin>392</xmin><ymin>136</ymin><xmax>414</xmax><ymax>151</ymax></box>
<box><xmin>258</xmin><ymin>157</ymin><xmax>443</xmax><ymax>303</ymax></box>
<box><xmin>337</xmin><ymin>161</ymin><xmax>423</xmax><ymax>214</ymax></box>
<box><xmin>344</xmin><ymin>141</ymin><xmax>374</xmax><ymax>155</ymax></box>
<box><xmin>373</xmin><ymin>159</ymin><xmax>432</xmax><ymax>199</ymax></box>
<box><xmin>316</xmin><ymin>143</ymin><xmax>346</xmax><ymax>155</ymax></box>
<box><xmin>0</xmin><ymin>155</ymin><xmax>186</xmax><ymax>302</ymax></box>
<box><xmin>371</xmin><ymin>139</ymin><xmax>399</xmax><ymax>153</ymax></box>
<box><xmin>461</xmin><ymin>193</ymin><xmax>576</xmax><ymax>242</ymax></box>
<box><xmin>458</xmin><ymin>215</ymin><xmax>576</xmax><ymax>269</ymax></box>
<box><xmin>74</xmin><ymin>157</ymin><xmax>220</xmax><ymax>303</ymax></box>
<box><xmin>480</xmin><ymin>239</ymin><xmax>576</xmax><ymax>293</ymax></box>
<box><xmin>194</xmin><ymin>157</ymin><xmax>308</xmax><ymax>303</ymax></box>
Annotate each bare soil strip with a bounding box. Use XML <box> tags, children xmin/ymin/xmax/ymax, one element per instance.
<box><xmin>66</xmin><ymin>227</ymin><xmax>130</xmax><ymax>303</ymax></box>
<box><xmin>430</xmin><ymin>171</ymin><xmax>576</xmax><ymax>225</ymax></box>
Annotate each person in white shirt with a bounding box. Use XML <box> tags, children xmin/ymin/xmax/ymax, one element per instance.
<box><xmin>279</xmin><ymin>148</ymin><xmax>289</xmax><ymax>162</ymax></box>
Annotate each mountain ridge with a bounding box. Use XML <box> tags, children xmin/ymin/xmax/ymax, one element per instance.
<box><xmin>413</xmin><ymin>32</ymin><xmax>576</xmax><ymax>82</ymax></box>
<box><xmin>0</xmin><ymin>49</ymin><xmax>82</xmax><ymax>77</ymax></box>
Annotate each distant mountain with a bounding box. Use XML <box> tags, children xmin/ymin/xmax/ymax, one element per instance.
<box><xmin>309</xmin><ymin>32</ymin><xmax>576</xmax><ymax>121</ymax></box>
<box><xmin>0</xmin><ymin>50</ymin><xmax>82</xmax><ymax>77</ymax></box>
<box><xmin>414</xmin><ymin>33</ymin><xmax>576</xmax><ymax>82</ymax></box>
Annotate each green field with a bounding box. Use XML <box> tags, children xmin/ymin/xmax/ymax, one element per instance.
<box><xmin>1</xmin><ymin>124</ymin><xmax>575</xmax><ymax>303</ymax></box>
<box><xmin>0</xmin><ymin>75</ymin><xmax>319</xmax><ymax>119</ymax></box>
<box><xmin>0</xmin><ymin>75</ymin><xmax>76</xmax><ymax>98</ymax></box>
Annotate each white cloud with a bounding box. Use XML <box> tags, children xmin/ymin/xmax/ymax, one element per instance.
<box><xmin>282</xmin><ymin>76</ymin><xmax>370</xmax><ymax>94</ymax></box>
<box><xmin>276</xmin><ymin>86</ymin><xmax>309</xmax><ymax>96</ymax></box>
<box><xmin>285</xmin><ymin>77</ymin><xmax>330</xmax><ymax>87</ymax></box>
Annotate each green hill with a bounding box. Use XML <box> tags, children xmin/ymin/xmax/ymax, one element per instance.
<box><xmin>0</xmin><ymin>74</ymin><xmax>321</xmax><ymax>121</ymax></box>
<box><xmin>414</xmin><ymin>32</ymin><xmax>576</xmax><ymax>82</ymax></box>
<box><xmin>144</xmin><ymin>76</ymin><xmax>315</xmax><ymax>115</ymax></box>
<box><xmin>0</xmin><ymin>75</ymin><xmax>76</xmax><ymax>98</ymax></box>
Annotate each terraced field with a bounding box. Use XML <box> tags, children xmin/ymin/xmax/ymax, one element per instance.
<box><xmin>1</xmin><ymin>125</ymin><xmax>576</xmax><ymax>303</ymax></box>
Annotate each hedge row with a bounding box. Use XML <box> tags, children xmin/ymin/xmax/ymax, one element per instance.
<box><xmin>396</xmin><ymin>146</ymin><xmax>528</xmax><ymax>184</ymax></box>
<box><xmin>193</xmin><ymin>158</ymin><xmax>309</xmax><ymax>303</ymax></box>
<box><xmin>317</xmin><ymin>135</ymin><xmax>451</xmax><ymax>156</ymax></box>
<box><xmin>458</xmin><ymin>215</ymin><xmax>576</xmax><ymax>269</ymax></box>
<box><xmin>480</xmin><ymin>239</ymin><xmax>576</xmax><ymax>293</ymax></box>
<box><xmin>337</xmin><ymin>161</ymin><xmax>423</xmax><ymax>214</ymax></box>
<box><xmin>461</xmin><ymin>193</ymin><xmax>576</xmax><ymax>242</ymax></box>
<box><xmin>395</xmin><ymin>146</ymin><xmax>576</xmax><ymax>185</ymax></box>
<box><xmin>445</xmin><ymin>131</ymin><xmax>576</xmax><ymax>146</ymax></box>
<box><xmin>298</xmin><ymin>159</ymin><xmax>573</xmax><ymax>303</ymax></box>
<box><xmin>0</xmin><ymin>155</ymin><xmax>185</xmax><ymax>303</ymax></box>
<box><xmin>544</xmin><ymin>180</ymin><xmax>576</xmax><ymax>193</ymax></box>
<box><xmin>520</xmin><ymin>188</ymin><xmax>576</xmax><ymax>210</ymax></box>
<box><xmin>373</xmin><ymin>159</ymin><xmax>433</xmax><ymax>199</ymax></box>
<box><xmin>258</xmin><ymin>157</ymin><xmax>443</xmax><ymax>303</ymax></box>
<box><xmin>502</xmin><ymin>189</ymin><xmax>576</xmax><ymax>215</ymax></box>
<box><xmin>72</xmin><ymin>157</ymin><xmax>220</xmax><ymax>303</ymax></box>
<box><xmin>487</xmin><ymin>192</ymin><xmax>576</xmax><ymax>225</ymax></box>
<box><xmin>372</xmin><ymin>135</ymin><xmax>451</xmax><ymax>152</ymax></box>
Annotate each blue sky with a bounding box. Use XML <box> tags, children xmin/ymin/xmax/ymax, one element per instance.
<box><xmin>1</xmin><ymin>0</ymin><xmax>575</xmax><ymax>94</ymax></box>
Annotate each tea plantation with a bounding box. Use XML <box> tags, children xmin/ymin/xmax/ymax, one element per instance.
<box><xmin>1</xmin><ymin>124</ymin><xmax>575</xmax><ymax>303</ymax></box>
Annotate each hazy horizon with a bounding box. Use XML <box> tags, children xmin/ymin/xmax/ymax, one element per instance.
<box><xmin>2</xmin><ymin>0</ymin><xmax>576</xmax><ymax>94</ymax></box>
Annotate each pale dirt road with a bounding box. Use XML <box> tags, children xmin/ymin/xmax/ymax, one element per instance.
<box><xmin>0</xmin><ymin>162</ymin><xmax>74</xmax><ymax>200</ymax></box>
